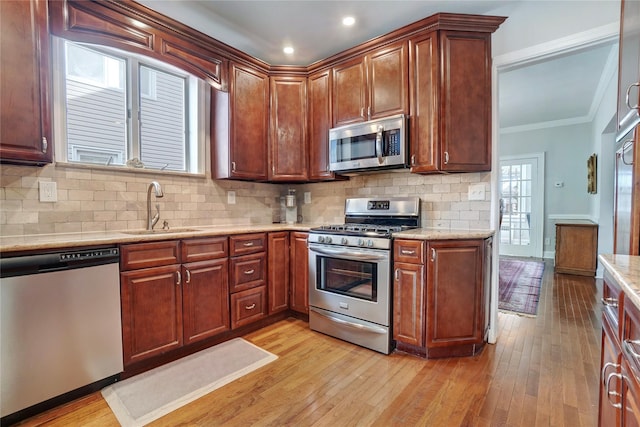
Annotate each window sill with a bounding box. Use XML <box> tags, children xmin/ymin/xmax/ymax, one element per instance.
<box><xmin>54</xmin><ymin>161</ymin><xmax>207</xmax><ymax>179</ymax></box>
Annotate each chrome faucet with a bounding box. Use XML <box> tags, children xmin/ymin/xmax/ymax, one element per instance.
<box><xmin>146</xmin><ymin>181</ymin><xmax>164</xmax><ymax>230</ymax></box>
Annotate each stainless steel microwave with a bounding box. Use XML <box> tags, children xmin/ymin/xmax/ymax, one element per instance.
<box><xmin>329</xmin><ymin>114</ymin><xmax>408</xmax><ymax>173</ymax></box>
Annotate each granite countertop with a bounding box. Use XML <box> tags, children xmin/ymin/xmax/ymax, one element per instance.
<box><xmin>0</xmin><ymin>225</ymin><xmax>495</xmax><ymax>254</ymax></box>
<box><xmin>599</xmin><ymin>254</ymin><xmax>640</xmax><ymax>310</ymax></box>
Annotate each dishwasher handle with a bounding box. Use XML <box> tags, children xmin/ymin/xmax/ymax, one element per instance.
<box><xmin>1</xmin><ymin>247</ymin><xmax>120</xmax><ymax>278</ymax></box>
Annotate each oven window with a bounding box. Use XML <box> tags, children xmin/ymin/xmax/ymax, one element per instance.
<box><xmin>316</xmin><ymin>256</ymin><xmax>377</xmax><ymax>301</ymax></box>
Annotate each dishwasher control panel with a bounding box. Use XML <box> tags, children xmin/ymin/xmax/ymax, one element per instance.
<box><xmin>59</xmin><ymin>248</ymin><xmax>119</xmax><ymax>261</ymax></box>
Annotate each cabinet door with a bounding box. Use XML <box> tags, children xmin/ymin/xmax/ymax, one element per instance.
<box><xmin>426</xmin><ymin>240</ymin><xmax>484</xmax><ymax>348</ymax></box>
<box><xmin>121</xmin><ymin>265</ymin><xmax>183</xmax><ymax>366</ymax></box>
<box><xmin>269</xmin><ymin>76</ymin><xmax>308</xmax><ymax>181</ymax></box>
<box><xmin>228</xmin><ymin>62</ymin><xmax>269</xmax><ymax>180</ymax></box>
<box><xmin>268</xmin><ymin>232</ymin><xmax>290</xmax><ymax>314</ymax></box>
<box><xmin>439</xmin><ymin>31</ymin><xmax>492</xmax><ymax>172</ymax></box>
<box><xmin>308</xmin><ymin>69</ymin><xmax>334</xmax><ymax>180</ymax></box>
<box><xmin>182</xmin><ymin>259</ymin><xmax>230</xmax><ymax>345</ymax></box>
<box><xmin>409</xmin><ymin>31</ymin><xmax>440</xmax><ymax>173</ymax></box>
<box><xmin>393</xmin><ymin>262</ymin><xmax>425</xmax><ymax>347</ymax></box>
<box><xmin>617</xmin><ymin>0</ymin><xmax>640</xmax><ymax>131</ymax></box>
<box><xmin>622</xmin><ymin>360</ymin><xmax>640</xmax><ymax>427</ymax></box>
<box><xmin>332</xmin><ymin>56</ymin><xmax>367</xmax><ymax>126</ymax></box>
<box><xmin>290</xmin><ymin>232</ymin><xmax>309</xmax><ymax>314</ymax></box>
<box><xmin>368</xmin><ymin>41</ymin><xmax>408</xmax><ymax>120</ymax></box>
<box><xmin>0</xmin><ymin>0</ymin><xmax>52</xmax><ymax>165</ymax></box>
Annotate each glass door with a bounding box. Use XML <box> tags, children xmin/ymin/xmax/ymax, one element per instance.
<box><xmin>499</xmin><ymin>154</ymin><xmax>544</xmax><ymax>257</ymax></box>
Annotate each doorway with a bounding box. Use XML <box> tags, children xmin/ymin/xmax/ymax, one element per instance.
<box><xmin>499</xmin><ymin>153</ymin><xmax>545</xmax><ymax>258</ymax></box>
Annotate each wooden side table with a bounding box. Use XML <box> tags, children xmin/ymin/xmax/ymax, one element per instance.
<box><xmin>554</xmin><ymin>220</ymin><xmax>598</xmax><ymax>276</ymax></box>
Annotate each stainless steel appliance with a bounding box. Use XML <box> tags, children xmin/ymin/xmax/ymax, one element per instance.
<box><xmin>329</xmin><ymin>114</ymin><xmax>408</xmax><ymax>173</ymax></box>
<box><xmin>308</xmin><ymin>196</ymin><xmax>420</xmax><ymax>354</ymax></box>
<box><xmin>1</xmin><ymin>247</ymin><xmax>123</xmax><ymax>424</ymax></box>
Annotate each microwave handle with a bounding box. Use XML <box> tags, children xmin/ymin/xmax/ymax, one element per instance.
<box><xmin>376</xmin><ymin>125</ymin><xmax>384</xmax><ymax>164</ymax></box>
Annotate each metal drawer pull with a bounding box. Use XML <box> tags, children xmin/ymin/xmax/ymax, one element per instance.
<box><xmin>401</xmin><ymin>249</ymin><xmax>416</xmax><ymax>255</ymax></box>
<box><xmin>231</xmin><ymin>161</ymin><xmax>236</xmax><ymax>172</ymax></box>
<box><xmin>176</xmin><ymin>271</ymin><xmax>181</xmax><ymax>285</ymax></box>
<box><xmin>243</xmin><ymin>242</ymin><xmax>254</xmax><ymax>247</ymax></box>
<box><xmin>431</xmin><ymin>248</ymin><xmax>436</xmax><ymax>261</ymax></box>
<box><xmin>245</xmin><ymin>303</ymin><xmax>256</xmax><ymax>310</ymax></box>
<box><xmin>605</xmin><ymin>372</ymin><xmax>623</xmax><ymax>409</ymax></box>
<box><xmin>602</xmin><ymin>362</ymin><xmax>620</xmax><ymax>386</ymax></box>
<box><xmin>394</xmin><ymin>268</ymin><xmax>399</xmax><ymax>281</ymax></box>
<box><xmin>623</xmin><ymin>339</ymin><xmax>640</xmax><ymax>360</ymax></box>
<box><xmin>601</xmin><ymin>297</ymin><xmax>618</xmax><ymax>308</ymax></box>
<box><xmin>444</xmin><ymin>151</ymin><xmax>449</xmax><ymax>165</ymax></box>
<box><xmin>185</xmin><ymin>269</ymin><xmax>191</xmax><ymax>284</ymax></box>
<box><xmin>625</xmin><ymin>82</ymin><xmax>639</xmax><ymax>109</ymax></box>
<box><xmin>244</xmin><ymin>269</ymin><xmax>255</xmax><ymax>275</ymax></box>
<box><xmin>42</xmin><ymin>137</ymin><xmax>48</xmax><ymax>153</ymax></box>
<box><xmin>310</xmin><ymin>307</ymin><xmax>386</xmax><ymax>334</ymax></box>
<box><xmin>622</xmin><ymin>139</ymin><xmax>634</xmax><ymax>165</ymax></box>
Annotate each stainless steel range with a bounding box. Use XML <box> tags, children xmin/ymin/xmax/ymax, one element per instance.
<box><xmin>308</xmin><ymin>196</ymin><xmax>420</xmax><ymax>354</ymax></box>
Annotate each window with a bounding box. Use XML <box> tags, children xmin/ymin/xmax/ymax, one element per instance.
<box><xmin>53</xmin><ymin>38</ymin><xmax>206</xmax><ymax>174</ymax></box>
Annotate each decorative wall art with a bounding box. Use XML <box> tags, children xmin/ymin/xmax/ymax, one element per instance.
<box><xmin>587</xmin><ymin>153</ymin><xmax>597</xmax><ymax>194</ymax></box>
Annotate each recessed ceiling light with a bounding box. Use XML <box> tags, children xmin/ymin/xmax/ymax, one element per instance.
<box><xmin>283</xmin><ymin>46</ymin><xmax>294</xmax><ymax>55</ymax></box>
<box><xmin>342</xmin><ymin>16</ymin><xmax>356</xmax><ymax>26</ymax></box>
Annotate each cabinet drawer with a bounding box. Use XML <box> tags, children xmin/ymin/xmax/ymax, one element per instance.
<box><xmin>231</xmin><ymin>286</ymin><xmax>266</xmax><ymax>329</ymax></box>
<box><xmin>120</xmin><ymin>240</ymin><xmax>180</xmax><ymax>271</ymax></box>
<box><xmin>230</xmin><ymin>233</ymin><xmax>266</xmax><ymax>256</ymax></box>
<box><xmin>394</xmin><ymin>239</ymin><xmax>424</xmax><ymax>264</ymax></box>
<box><xmin>181</xmin><ymin>237</ymin><xmax>228</xmax><ymax>263</ymax></box>
<box><xmin>230</xmin><ymin>252</ymin><xmax>266</xmax><ymax>293</ymax></box>
<box><xmin>603</xmin><ymin>270</ymin><xmax>623</xmax><ymax>335</ymax></box>
<box><xmin>623</xmin><ymin>296</ymin><xmax>640</xmax><ymax>383</ymax></box>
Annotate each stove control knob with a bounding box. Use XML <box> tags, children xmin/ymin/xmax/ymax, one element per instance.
<box><xmin>318</xmin><ymin>236</ymin><xmax>325</xmax><ymax>243</ymax></box>
<box><xmin>325</xmin><ymin>236</ymin><xmax>333</xmax><ymax>244</ymax></box>
<box><xmin>367</xmin><ymin>240</ymin><xmax>374</xmax><ymax>247</ymax></box>
<box><xmin>357</xmin><ymin>239</ymin><xmax>365</xmax><ymax>246</ymax></box>
<box><xmin>341</xmin><ymin>237</ymin><xmax>348</xmax><ymax>245</ymax></box>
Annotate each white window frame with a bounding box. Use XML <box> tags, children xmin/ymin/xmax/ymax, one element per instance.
<box><xmin>52</xmin><ymin>36</ymin><xmax>207</xmax><ymax>175</ymax></box>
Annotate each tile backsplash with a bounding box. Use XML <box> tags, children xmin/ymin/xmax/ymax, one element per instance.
<box><xmin>0</xmin><ymin>164</ymin><xmax>491</xmax><ymax>236</ymax></box>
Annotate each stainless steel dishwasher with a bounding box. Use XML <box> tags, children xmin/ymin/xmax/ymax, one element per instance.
<box><xmin>1</xmin><ymin>247</ymin><xmax>124</xmax><ymax>423</ymax></box>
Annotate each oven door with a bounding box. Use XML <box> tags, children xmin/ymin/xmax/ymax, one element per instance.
<box><xmin>308</xmin><ymin>243</ymin><xmax>390</xmax><ymax>326</ymax></box>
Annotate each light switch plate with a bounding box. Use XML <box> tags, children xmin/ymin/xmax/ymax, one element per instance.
<box><xmin>227</xmin><ymin>191</ymin><xmax>236</xmax><ymax>204</ymax></box>
<box><xmin>304</xmin><ymin>192</ymin><xmax>311</xmax><ymax>204</ymax></box>
<box><xmin>39</xmin><ymin>181</ymin><xmax>57</xmax><ymax>202</ymax></box>
<box><xmin>468</xmin><ymin>183</ymin><xmax>485</xmax><ymax>201</ymax></box>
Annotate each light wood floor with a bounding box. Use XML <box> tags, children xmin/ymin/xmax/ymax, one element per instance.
<box><xmin>16</xmin><ymin>259</ymin><xmax>601</xmax><ymax>427</ymax></box>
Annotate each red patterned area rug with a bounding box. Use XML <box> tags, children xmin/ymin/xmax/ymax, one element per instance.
<box><xmin>499</xmin><ymin>258</ymin><xmax>545</xmax><ymax>316</ymax></box>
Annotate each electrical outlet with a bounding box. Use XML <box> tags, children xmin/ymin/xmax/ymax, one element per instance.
<box><xmin>227</xmin><ymin>191</ymin><xmax>236</xmax><ymax>204</ymax></box>
<box><xmin>304</xmin><ymin>192</ymin><xmax>311</xmax><ymax>204</ymax></box>
<box><xmin>39</xmin><ymin>181</ymin><xmax>57</xmax><ymax>202</ymax></box>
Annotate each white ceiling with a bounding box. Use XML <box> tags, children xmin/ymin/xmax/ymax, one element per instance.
<box><xmin>137</xmin><ymin>0</ymin><xmax>619</xmax><ymax>131</ymax></box>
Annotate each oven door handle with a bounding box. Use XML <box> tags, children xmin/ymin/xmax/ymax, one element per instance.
<box><xmin>310</xmin><ymin>307</ymin><xmax>387</xmax><ymax>334</ymax></box>
<box><xmin>309</xmin><ymin>246</ymin><xmax>388</xmax><ymax>261</ymax></box>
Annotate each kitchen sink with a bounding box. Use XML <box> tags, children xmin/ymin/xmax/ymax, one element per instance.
<box><xmin>122</xmin><ymin>228</ymin><xmax>200</xmax><ymax>235</ymax></box>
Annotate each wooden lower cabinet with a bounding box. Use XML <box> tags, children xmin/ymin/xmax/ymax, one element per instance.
<box><xmin>121</xmin><ymin>264</ymin><xmax>183</xmax><ymax>366</ymax></box>
<box><xmin>120</xmin><ymin>238</ymin><xmax>229</xmax><ymax>367</ymax></box>
<box><xmin>290</xmin><ymin>232</ymin><xmax>309</xmax><ymax>314</ymax></box>
<box><xmin>268</xmin><ymin>232</ymin><xmax>290</xmax><ymax>314</ymax></box>
<box><xmin>393</xmin><ymin>238</ymin><xmax>487</xmax><ymax>358</ymax></box>
<box><xmin>182</xmin><ymin>259</ymin><xmax>229</xmax><ymax>345</ymax></box>
<box><xmin>554</xmin><ymin>221</ymin><xmax>598</xmax><ymax>276</ymax></box>
<box><xmin>393</xmin><ymin>262</ymin><xmax>425</xmax><ymax>347</ymax></box>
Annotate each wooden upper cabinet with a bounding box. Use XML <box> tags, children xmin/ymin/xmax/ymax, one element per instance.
<box><xmin>617</xmin><ymin>0</ymin><xmax>640</xmax><ymax>132</ymax></box>
<box><xmin>409</xmin><ymin>30</ymin><xmax>494</xmax><ymax>173</ymax></box>
<box><xmin>0</xmin><ymin>0</ymin><xmax>52</xmax><ymax>165</ymax></box>
<box><xmin>269</xmin><ymin>76</ymin><xmax>308</xmax><ymax>181</ymax></box>
<box><xmin>332</xmin><ymin>41</ymin><xmax>408</xmax><ymax>126</ymax></box>
<box><xmin>213</xmin><ymin>62</ymin><xmax>269</xmax><ymax>180</ymax></box>
<box><xmin>308</xmin><ymin>69</ymin><xmax>337</xmax><ymax>180</ymax></box>
<box><xmin>49</xmin><ymin>0</ymin><xmax>227</xmax><ymax>90</ymax></box>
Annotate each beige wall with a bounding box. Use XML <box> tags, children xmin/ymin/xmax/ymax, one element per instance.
<box><xmin>0</xmin><ymin>163</ymin><xmax>491</xmax><ymax>236</ymax></box>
